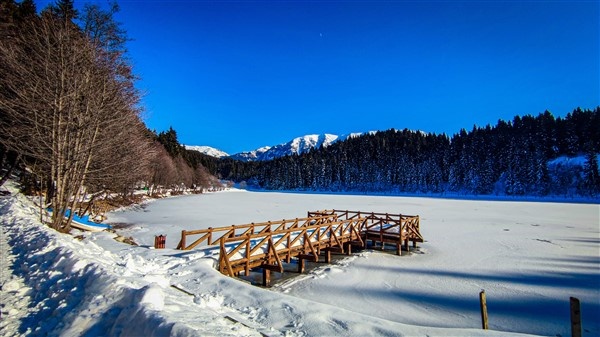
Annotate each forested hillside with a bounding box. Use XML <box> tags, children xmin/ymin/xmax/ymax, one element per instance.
<box><xmin>212</xmin><ymin>108</ymin><xmax>600</xmax><ymax>197</ymax></box>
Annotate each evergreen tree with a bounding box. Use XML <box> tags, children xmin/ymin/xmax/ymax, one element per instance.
<box><xmin>157</xmin><ymin>127</ymin><xmax>184</xmax><ymax>158</ymax></box>
<box><xmin>583</xmin><ymin>149</ymin><xmax>600</xmax><ymax>196</ymax></box>
<box><xmin>50</xmin><ymin>0</ymin><xmax>77</xmax><ymax>21</ymax></box>
<box><xmin>18</xmin><ymin>0</ymin><xmax>36</xmax><ymax>18</ymax></box>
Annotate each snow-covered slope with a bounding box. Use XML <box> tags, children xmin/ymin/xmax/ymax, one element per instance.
<box><xmin>229</xmin><ymin>145</ymin><xmax>272</xmax><ymax>161</ymax></box>
<box><xmin>185</xmin><ymin>145</ymin><xmax>229</xmax><ymax>158</ymax></box>
<box><xmin>232</xmin><ymin>134</ymin><xmax>336</xmax><ymax>161</ymax></box>
<box><xmin>548</xmin><ymin>154</ymin><xmax>599</xmax><ymax>167</ymax></box>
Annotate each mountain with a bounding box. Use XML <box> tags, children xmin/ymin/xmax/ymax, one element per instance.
<box><xmin>232</xmin><ymin>134</ymin><xmax>344</xmax><ymax>161</ymax></box>
<box><xmin>188</xmin><ymin>133</ymin><xmax>365</xmax><ymax>162</ymax></box>
<box><xmin>239</xmin><ymin>133</ymin><xmax>371</xmax><ymax>161</ymax></box>
<box><xmin>184</xmin><ymin>145</ymin><xmax>229</xmax><ymax>158</ymax></box>
<box><xmin>229</xmin><ymin>146</ymin><xmax>272</xmax><ymax>161</ymax></box>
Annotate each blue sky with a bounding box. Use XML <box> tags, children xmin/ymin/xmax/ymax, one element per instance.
<box><xmin>36</xmin><ymin>0</ymin><xmax>599</xmax><ymax>154</ymax></box>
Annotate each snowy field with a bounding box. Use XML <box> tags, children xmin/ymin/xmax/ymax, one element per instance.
<box><xmin>1</xmin><ymin>184</ymin><xmax>599</xmax><ymax>337</ymax></box>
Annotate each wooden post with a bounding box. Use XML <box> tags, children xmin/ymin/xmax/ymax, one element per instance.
<box><xmin>297</xmin><ymin>257</ymin><xmax>305</xmax><ymax>273</ymax></box>
<box><xmin>479</xmin><ymin>290</ymin><xmax>488</xmax><ymax>330</ymax></box>
<box><xmin>325</xmin><ymin>249</ymin><xmax>331</xmax><ymax>263</ymax></box>
<box><xmin>570</xmin><ymin>297</ymin><xmax>582</xmax><ymax>337</ymax></box>
<box><xmin>286</xmin><ymin>234</ymin><xmax>291</xmax><ymax>263</ymax></box>
<box><xmin>180</xmin><ymin>230</ymin><xmax>186</xmax><ymax>250</ymax></box>
<box><xmin>245</xmin><ymin>239</ymin><xmax>251</xmax><ymax>275</ymax></box>
<box><xmin>262</xmin><ymin>268</ymin><xmax>271</xmax><ymax>287</ymax></box>
<box><xmin>346</xmin><ymin>242</ymin><xmax>352</xmax><ymax>255</ymax></box>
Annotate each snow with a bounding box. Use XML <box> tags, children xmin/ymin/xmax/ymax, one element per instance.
<box><xmin>184</xmin><ymin>145</ymin><xmax>229</xmax><ymax>158</ymax></box>
<box><xmin>194</xmin><ymin>130</ymin><xmax>423</xmax><ymax>161</ymax></box>
<box><xmin>229</xmin><ymin>146</ymin><xmax>272</xmax><ymax>161</ymax></box>
<box><xmin>548</xmin><ymin>154</ymin><xmax>600</xmax><ymax>167</ymax></box>
<box><xmin>227</xmin><ymin>133</ymin><xmax>365</xmax><ymax>161</ymax></box>
<box><xmin>1</xmin><ymin>181</ymin><xmax>599</xmax><ymax>336</ymax></box>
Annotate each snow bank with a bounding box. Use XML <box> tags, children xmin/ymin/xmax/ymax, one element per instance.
<box><xmin>4</xmin><ymin>182</ymin><xmax>597</xmax><ymax>336</ymax></box>
<box><xmin>0</xmin><ymin>186</ymin><xmax>200</xmax><ymax>337</ymax></box>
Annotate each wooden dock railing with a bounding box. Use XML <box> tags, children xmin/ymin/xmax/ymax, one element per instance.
<box><xmin>218</xmin><ymin>217</ymin><xmax>367</xmax><ymax>278</ymax></box>
<box><xmin>309</xmin><ymin>210</ymin><xmax>423</xmax><ymax>254</ymax></box>
<box><xmin>176</xmin><ymin>214</ymin><xmax>339</xmax><ymax>250</ymax></box>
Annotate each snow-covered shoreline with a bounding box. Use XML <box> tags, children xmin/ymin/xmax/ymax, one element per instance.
<box><xmin>2</xmin><ymin>181</ymin><xmax>598</xmax><ymax>336</ymax></box>
<box><xmin>0</xmin><ymin>184</ymin><xmax>205</xmax><ymax>336</ymax></box>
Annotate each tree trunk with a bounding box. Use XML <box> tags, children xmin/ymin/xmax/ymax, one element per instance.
<box><xmin>0</xmin><ymin>153</ymin><xmax>20</xmax><ymax>187</ymax></box>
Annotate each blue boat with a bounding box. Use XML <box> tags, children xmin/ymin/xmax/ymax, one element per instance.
<box><xmin>49</xmin><ymin>208</ymin><xmax>111</xmax><ymax>232</ymax></box>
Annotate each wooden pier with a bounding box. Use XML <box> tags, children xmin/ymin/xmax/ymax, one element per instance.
<box><xmin>177</xmin><ymin>209</ymin><xmax>423</xmax><ymax>286</ymax></box>
<box><xmin>309</xmin><ymin>210</ymin><xmax>423</xmax><ymax>255</ymax></box>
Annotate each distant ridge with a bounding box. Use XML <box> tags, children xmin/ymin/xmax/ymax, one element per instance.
<box><xmin>184</xmin><ymin>145</ymin><xmax>229</xmax><ymax>158</ymax></box>
<box><xmin>186</xmin><ymin>132</ymin><xmax>367</xmax><ymax>161</ymax></box>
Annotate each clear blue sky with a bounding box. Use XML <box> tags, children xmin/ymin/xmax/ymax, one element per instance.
<box><xmin>37</xmin><ymin>0</ymin><xmax>599</xmax><ymax>154</ymax></box>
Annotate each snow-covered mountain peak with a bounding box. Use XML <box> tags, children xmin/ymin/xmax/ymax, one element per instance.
<box><xmin>288</xmin><ymin>134</ymin><xmax>339</xmax><ymax>155</ymax></box>
<box><xmin>184</xmin><ymin>145</ymin><xmax>229</xmax><ymax>158</ymax></box>
<box><xmin>188</xmin><ymin>132</ymin><xmax>367</xmax><ymax>161</ymax></box>
<box><xmin>229</xmin><ymin>146</ymin><xmax>271</xmax><ymax>161</ymax></box>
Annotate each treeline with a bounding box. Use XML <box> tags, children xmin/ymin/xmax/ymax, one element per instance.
<box><xmin>213</xmin><ymin>108</ymin><xmax>600</xmax><ymax>197</ymax></box>
<box><xmin>0</xmin><ymin>0</ymin><xmax>215</xmax><ymax>232</ymax></box>
<box><xmin>150</xmin><ymin>127</ymin><xmax>225</xmax><ymax>195</ymax></box>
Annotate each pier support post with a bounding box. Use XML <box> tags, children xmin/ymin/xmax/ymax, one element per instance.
<box><xmin>298</xmin><ymin>258</ymin><xmax>305</xmax><ymax>273</ymax></box>
<box><xmin>262</xmin><ymin>268</ymin><xmax>271</xmax><ymax>287</ymax></box>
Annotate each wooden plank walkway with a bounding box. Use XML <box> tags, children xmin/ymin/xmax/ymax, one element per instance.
<box><xmin>177</xmin><ymin>209</ymin><xmax>423</xmax><ymax>286</ymax></box>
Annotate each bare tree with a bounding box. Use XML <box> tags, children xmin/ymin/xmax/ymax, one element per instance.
<box><xmin>148</xmin><ymin>145</ymin><xmax>177</xmax><ymax>196</ymax></box>
<box><xmin>174</xmin><ymin>155</ymin><xmax>193</xmax><ymax>193</ymax></box>
<box><xmin>194</xmin><ymin>164</ymin><xmax>212</xmax><ymax>192</ymax></box>
<box><xmin>0</xmin><ymin>3</ymin><xmax>150</xmax><ymax>232</ymax></box>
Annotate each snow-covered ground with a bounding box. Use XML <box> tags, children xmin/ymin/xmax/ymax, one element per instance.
<box><xmin>1</xmin><ymin>182</ymin><xmax>598</xmax><ymax>336</ymax></box>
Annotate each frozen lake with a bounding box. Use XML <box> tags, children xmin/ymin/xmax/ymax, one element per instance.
<box><xmin>108</xmin><ymin>190</ymin><xmax>600</xmax><ymax>336</ymax></box>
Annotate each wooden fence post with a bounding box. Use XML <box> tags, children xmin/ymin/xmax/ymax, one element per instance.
<box><xmin>570</xmin><ymin>297</ymin><xmax>582</xmax><ymax>337</ymax></box>
<box><xmin>180</xmin><ymin>230</ymin><xmax>186</xmax><ymax>250</ymax></box>
<box><xmin>479</xmin><ymin>290</ymin><xmax>488</xmax><ymax>330</ymax></box>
